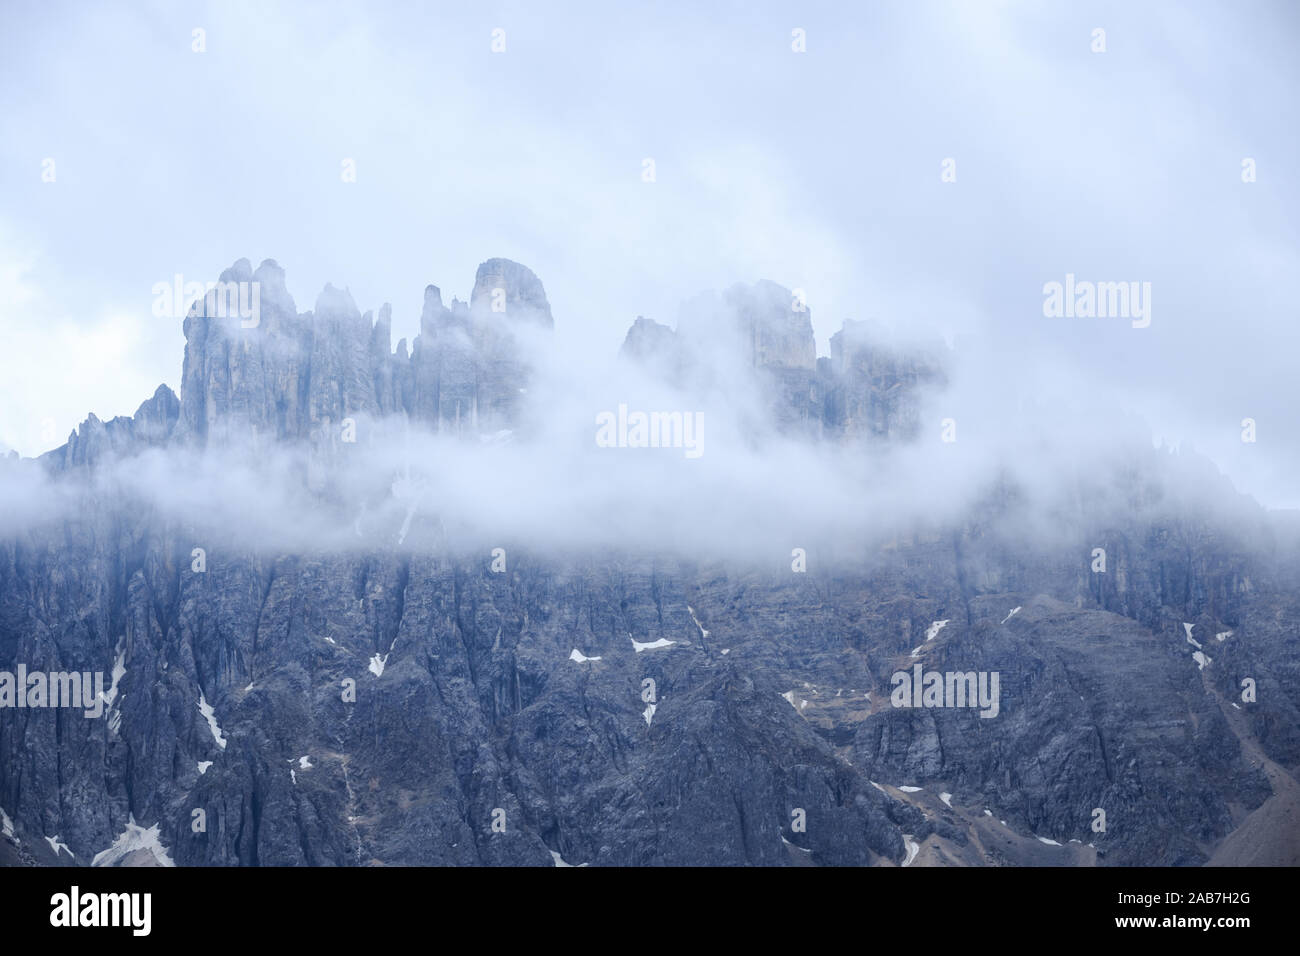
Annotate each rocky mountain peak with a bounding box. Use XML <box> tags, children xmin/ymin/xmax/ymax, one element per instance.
<box><xmin>618</xmin><ymin>315</ymin><xmax>684</xmax><ymax>378</ymax></box>
<box><xmin>617</xmin><ymin>286</ymin><xmax>945</xmax><ymax>442</ymax></box>
<box><xmin>40</xmin><ymin>383</ymin><xmax>179</xmax><ymax>471</ymax></box>
<box><xmin>721</xmin><ymin>279</ymin><xmax>817</xmax><ymax>372</ymax></box>
<box><xmin>470</xmin><ymin>258</ymin><xmax>553</xmax><ymax>327</ymax></box>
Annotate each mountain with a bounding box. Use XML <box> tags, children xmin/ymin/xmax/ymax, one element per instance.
<box><xmin>1</xmin><ymin>259</ymin><xmax>1297</xmax><ymax>867</ymax></box>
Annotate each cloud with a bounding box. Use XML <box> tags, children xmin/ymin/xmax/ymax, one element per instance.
<box><xmin>0</xmin><ymin>230</ymin><xmax>175</xmax><ymax>457</ymax></box>
<box><xmin>0</xmin><ymin>287</ymin><xmax>1278</xmax><ymax>565</ymax></box>
<box><xmin>1</xmin><ymin>1</ymin><xmax>1296</xmax><ymax>506</ymax></box>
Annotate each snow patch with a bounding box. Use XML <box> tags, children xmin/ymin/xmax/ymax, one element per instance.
<box><xmin>101</xmin><ymin>643</ymin><xmax>126</xmax><ymax>708</ymax></box>
<box><xmin>298</xmin><ymin>755</ymin><xmax>313</xmax><ymax>770</ymax></box>
<box><xmin>368</xmin><ymin>654</ymin><xmax>388</xmax><ymax>677</ymax></box>
<box><xmin>910</xmin><ymin>620</ymin><xmax>951</xmax><ymax>659</ymax></box>
<box><xmin>781</xmin><ymin>835</ymin><xmax>812</xmax><ymax>853</ymax></box>
<box><xmin>549</xmin><ymin>849</ymin><xmax>588</xmax><ymax>868</ymax></box>
<box><xmin>898</xmin><ymin>786</ymin><xmax>923</xmax><ymax>793</ymax></box>
<box><xmin>901</xmin><ymin>835</ymin><xmax>920</xmax><ymax>867</ymax></box>
<box><xmin>1037</xmin><ymin>837</ymin><xmax>1062</xmax><ymax>846</ymax></box>
<box><xmin>91</xmin><ymin>818</ymin><xmax>174</xmax><ymax>867</ymax></box>
<box><xmin>642</xmin><ymin>703</ymin><xmax>656</xmax><ymax>727</ymax></box>
<box><xmin>686</xmin><ymin>605</ymin><xmax>711</xmax><ymax>640</ymax></box>
<box><xmin>101</xmin><ymin>641</ymin><xmax>126</xmax><ymax>734</ymax></box>
<box><xmin>1</xmin><ymin>808</ymin><xmax>16</xmax><ymax>844</ymax></box>
<box><xmin>719</xmin><ymin>648</ymin><xmax>730</xmax><ymax>655</ymax></box>
<box><xmin>324</xmin><ymin>636</ymin><xmax>336</xmax><ymax>645</ymax></box>
<box><xmin>1001</xmin><ymin>607</ymin><xmax>1022</xmax><ymax>625</ymax></box>
<box><xmin>1183</xmin><ymin>623</ymin><xmax>1203</xmax><ymax>650</ymax></box>
<box><xmin>568</xmin><ymin>649</ymin><xmax>601</xmax><ymax>663</ymax></box>
<box><xmin>983</xmin><ymin>810</ymin><xmax>993</xmax><ymax>817</ymax></box>
<box><xmin>870</xmin><ymin>781</ymin><xmax>886</xmax><ymax>793</ymax></box>
<box><xmin>781</xmin><ymin>690</ymin><xmax>797</xmax><ymax>709</ymax></box>
<box><xmin>1215</xmin><ymin>630</ymin><xmax>1233</xmax><ymax>642</ymax></box>
<box><xmin>197</xmin><ymin>692</ymin><xmax>227</xmax><ymax>749</ymax></box>
<box><xmin>940</xmin><ymin>792</ymin><xmax>953</xmax><ymax>808</ymax></box>
<box><xmin>197</xmin><ymin>761</ymin><xmax>212</xmax><ymax>775</ymax></box>
<box><xmin>1192</xmin><ymin>650</ymin><xmax>1211</xmax><ymax>670</ymax></box>
<box><xmin>630</xmin><ymin>637</ymin><xmax>675</xmax><ymax>653</ymax></box>
<box><xmin>1231</xmin><ymin>702</ymin><xmax>1241</xmax><ymax>710</ymax></box>
<box><xmin>45</xmin><ymin>835</ymin><xmax>74</xmax><ymax>858</ymax></box>
<box><xmin>290</xmin><ymin>769</ymin><xmax>297</xmax><ymax>785</ymax></box>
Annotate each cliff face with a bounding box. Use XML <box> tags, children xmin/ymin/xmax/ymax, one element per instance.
<box><xmin>162</xmin><ymin>260</ymin><xmax>945</xmax><ymax>455</ymax></box>
<box><xmin>622</xmin><ymin>281</ymin><xmax>945</xmax><ymax>441</ymax></box>
<box><xmin>39</xmin><ymin>384</ymin><xmax>179</xmax><ymax>471</ymax></box>
<box><xmin>3</xmin><ymin>259</ymin><xmax>1297</xmax><ymax>868</ymax></box>
<box><xmin>824</xmin><ymin>320</ymin><xmax>946</xmax><ymax>442</ymax></box>
<box><xmin>169</xmin><ymin>257</ymin><xmax>551</xmax><ymax>449</ymax></box>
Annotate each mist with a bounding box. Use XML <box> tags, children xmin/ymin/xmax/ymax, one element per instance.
<box><xmin>2</xmin><ymin>1</ymin><xmax>1297</xmax><ymax>511</ymax></box>
<box><xmin>0</xmin><ymin>275</ymin><xmax>1278</xmax><ymax>567</ymax></box>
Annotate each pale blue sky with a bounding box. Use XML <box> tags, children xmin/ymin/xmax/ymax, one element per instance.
<box><xmin>1</xmin><ymin>0</ymin><xmax>1297</xmax><ymax>506</ymax></box>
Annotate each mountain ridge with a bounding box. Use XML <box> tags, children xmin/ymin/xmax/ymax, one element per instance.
<box><xmin>2</xmin><ymin>258</ymin><xmax>1297</xmax><ymax>868</ymax></box>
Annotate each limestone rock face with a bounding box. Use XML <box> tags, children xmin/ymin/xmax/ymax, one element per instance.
<box><xmin>676</xmin><ymin>281</ymin><xmax>815</xmax><ymax>372</ymax></box>
<box><xmin>175</xmin><ymin>258</ymin><xmax>308</xmax><ymax>444</ymax></box>
<box><xmin>1</xmin><ymin>500</ymin><xmax>1293</xmax><ymax>866</ymax></box>
<box><xmin>40</xmin><ymin>384</ymin><xmax>180</xmax><ymax>471</ymax></box>
<box><xmin>5</xmin><ymin>257</ymin><xmax>1297</xmax><ymax>869</ymax></box>
<box><xmin>470</xmin><ymin>258</ymin><xmax>553</xmax><ymax>328</ymax></box>
<box><xmin>823</xmin><ymin>320</ymin><xmax>947</xmax><ymax>442</ymax></box>
<box><xmin>306</xmin><ymin>283</ymin><xmax>380</xmax><ymax>433</ymax></box>
<box><xmin>622</xmin><ymin>287</ymin><xmax>943</xmax><ymax>442</ymax></box>
<box><xmin>723</xmin><ymin>280</ymin><xmax>817</xmax><ymax>372</ymax></box>
<box><xmin>170</xmin><ymin>257</ymin><xmax>550</xmax><ymax>445</ymax></box>
<box><xmin>618</xmin><ymin>316</ymin><xmax>685</xmax><ymax>381</ymax></box>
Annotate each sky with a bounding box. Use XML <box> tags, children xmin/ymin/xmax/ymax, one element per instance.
<box><xmin>1</xmin><ymin>0</ymin><xmax>1297</xmax><ymax>507</ymax></box>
